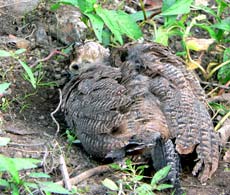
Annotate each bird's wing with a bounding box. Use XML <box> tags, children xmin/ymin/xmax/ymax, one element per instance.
<box><xmin>125</xmin><ymin>42</ymin><xmax>220</xmax><ymax>182</ymax></box>
<box><xmin>62</xmin><ymin>65</ymin><xmax>132</xmax><ymax>159</ymax></box>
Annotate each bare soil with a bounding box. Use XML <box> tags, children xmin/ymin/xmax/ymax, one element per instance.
<box><xmin>0</xmin><ymin>1</ymin><xmax>229</xmax><ymax>195</ymax></box>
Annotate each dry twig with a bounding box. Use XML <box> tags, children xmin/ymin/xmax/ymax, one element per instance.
<box><xmin>200</xmin><ymin>81</ymin><xmax>230</xmax><ymax>90</ymax></box>
<box><xmin>30</xmin><ymin>50</ymin><xmax>68</xmax><ymax>67</ymax></box>
<box><xmin>59</xmin><ymin>154</ymin><xmax>72</xmax><ymax>190</ymax></box>
<box><xmin>0</xmin><ymin>1</ymin><xmax>33</xmax><ymax>8</ymax></box>
<box><xmin>215</xmin><ymin>112</ymin><xmax>230</xmax><ymax>131</ymax></box>
<box><xmin>218</xmin><ymin>120</ymin><xmax>230</xmax><ymax>146</ymax></box>
<box><xmin>218</xmin><ymin>81</ymin><xmax>230</xmax><ymax>96</ymax></box>
<box><xmin>208</xmin><ymin>93</ymin><xmax>230</xmax><ymax>103</ymax></box>
<box><xmin>56</xmin><ymin>165</ymin><xmax>111</xmax><ymax>186</ymax></box>
<box><xmin>50</xmin><ymin>89</ymin><xmax>62</xmax><ymax>138</ymax></box>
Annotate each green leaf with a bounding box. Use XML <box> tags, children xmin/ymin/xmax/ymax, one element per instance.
<box><xmin>12</xmin><ymin>183</ymin><xmax>19</xmax><ymax>195</ymax></box>
<box><xmin>11</xmin><ymin>158</ymin><xmax>40</xmax><ymax>171</ymax></box>
<box><xmin>25</xmin><ymin>181</ymin><xmax>71</xmax><ymax>194</ymax></box>
<box><xmin>109</xmin><ymin>163</ymin><xmax>121</xmax><ymax>170</ymax></box>
<box><xmin>136</xmin><ymin>164</ymin><xmax>149</xmax><ymax>171</ymax></box>
<box><xmin>154</xmin><ymin>27</ymin><xmax>169</xmax><ymax>46</ymax></box>
<box><xmin>125</xmin><ymin>158</ymin><xmax>132</xmax><ymax>165</ymax></box>
<box><xmin>14</xmin><ymin>48</ymin><xmax>26</xmax><ymax>55</ymax></box>
<box><xmin>0</xmin><ymin>179</ymin><xmax>10</xmax><ymax>188</ymax></box>
<box><xmin>135</xmin><ymin>175</ymin><xmax>144</xmax><ymax>181</ymax></box>
<box><xmin>0</xmin><ymin>155</ymin><xmax>20</xmax><ymax>184</ymax></box>
<box><xmin>102</xmin><ymin>178</ymin><xmax>119</xmax><ymax>191</ymax></box>
<box><xmin>78</xmin><ymin>0</ymin><xmax>96</xmax><ymax>13</ymax></box>
<box><xmin>216</xmin><ymin>0</ymin><xmax>228</xmax><ymax>16</ymax></box>
<box><xmin>218</xmin><ymin>48</ymin><xmax>230</xmax><ymax>84</ymax></box>
<box><xmin>136</xmin><ymin>184</ymin><xmax>153</xmax><ymax>195</ymax></box>
<box><xmin>50</xmin><ymin>3</ymin><xmax>61</xmax><ymax>11</ymax></box>
<box><xmin>160</xmin><ymin>0</ymin><xmax>193</xmax><ymax>16</ymax></box>
<box><xmin>24</xmin><ymin>182</ymin><xmax>38</xmax><ymax>189</ymax></box>
<box><xmin>176</xmin><ymin>51</ymin><xmax>187</xmax><ymax>56</ymax></box>
<box><xmin>85</xmin><ymin>13</ymin><xmax>104</xmax><ymax>42</ymax></box>
<box><xmin>193</xmin><ymin>5</ymin><xmax>218</xmax><ymax>18</ymax></box>
<box><xmin>95</xmin><ymin>6</ymin><xmax>142</xmax><ymax>45</ymax></box>
<box><xmin>102</xmin><ymin>29</ymin><xmax>111</xmax><ymax>46</ymax></box>
<box><xmin>58</xmin><ymin>0</ymin><xmax>79</xmax><ymax>6</ymax></box>
<box><xmin>195</xmin><ymin>23</ymin><xmax>217</xmax><ymax>40</ymax></box>
<box><xmin>95</xmin><ymin>6</ymin><xmax>123</xmax><ymax>44</ymax></box>
<box><xmin>0</xmin><ymin>137</ymin><xmax>11</xmax><ymax>146</ymax></box>
<box><xmin>0</xmin><ymin>50</ymin><xmax>11</xmax><ymax>57</ymax></box>
<box><xmin>66</xmin><ymin>129</ymin><xmax>76</xmax><ymax>143</ymax></box>
<box><xmin>116</xmin><ymin>10</ymin><xmax>143</xmax><ymax>40</ymax></box>
<box><xmin>162</xmin><ymin>0</ymin><xmax>177</xmax><ymax>11</ymax></box>
<box><xmin>38</xmin><ymin>182</ymin><xmax>72</xmax><ymax>194</ymax></box>
<box><xmin>209</xmin><ymin>102</ymin><xmax>228</xmax><ymax>115</ymax></box>
<box><xmin>155</xmin><ymin>183</ymin><xmax>173</xmax><ymax>190</ymax></box>
<box><xmin>0</xmin><ymin>82</ymin><xmax>11</xmax><ymax>94</ymax></box>
<box><xmin>130</xmin><ymin>11</ymin><xmax>153</xmax><ymax>22</ymax></box>
<box><xmin>217</xmin><ymin>65</ymin><xmax>230</xmax><ymax>84</ymax></box>
<box><xmin>223</xmin><ymin>48</ymin><xmax>230</xmax><ymax>64</ymax></box>
<box><xmin>29</xmin><ymin>172</ymin><xmax>51</xmax><ymax>178</ymax></box>
<box><xmin>18</xmin><ymin>60</ymin><xmax>36</xmax><ymax>89</ymax></box>
<box><xmin>212</xmin><ymin>18</ymin><xmax>230</xmax><ymax>31</ymax></box>
<box><xmin>50</xmin><ymin>0</ymin><xmax>79</xmax><ymax>10</ymax></box>
<box><xmin>160</xmin><ymin>0</ymin><xmax>177</xmax><ymax>25</ymax></box>
<box><xmin>151</xmin><ymin>165</ymin><xmax>171</xmax><ymax>185</ymax></box>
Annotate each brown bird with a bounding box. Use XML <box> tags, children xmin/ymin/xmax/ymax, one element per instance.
<box><xmin>62</xmin><ymin>41</ymin><xmax>220</xmax><ymax>193</ymax></box>
<box><xmin>119</xmin><ymin>42</ymin><xmax>220</xmax><ymax>183</ymax></box>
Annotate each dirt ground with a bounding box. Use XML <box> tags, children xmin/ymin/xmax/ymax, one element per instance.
<box><xmin>0</xmin><ymin>1</ymin><xmax>230</xmax><ymax>195</ymax></box>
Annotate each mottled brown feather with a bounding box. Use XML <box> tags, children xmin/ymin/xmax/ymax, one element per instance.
<box><xmin>62</xmin><ymin>41</ymin><xmax>220</xmax><ymax>183</ymax></box>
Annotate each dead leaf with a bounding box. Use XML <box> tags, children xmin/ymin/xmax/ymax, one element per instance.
<box><xmin>218</xmin><ymin>119</ymin><xmax>230</xmax><ymax>146</ymax></box>
<box><xmin>144</xmin><ymin>0</ymin><xmax>162</xmax><ymax>7</ymax></box>
<box><xmin>186</xmin><ymin>58</ymin><xmax>202</xmax><ymax>70</ymax></box>
<box><xmin>8</xmin><ymin>34</ymin><xmax>30</xmax><ymax>49</ymax></box>
<box><xmin>185</xmin><ymin>37</ymin><xmax>215</xmax><ymax>51</ymax></box>
<box><xmin>194</xmin><ymin>0</ymin><xmax>209</xmax><ymax>6</ymax></box>
<box><xmin>223</xmin><ymin>150</ymin><xmax>230</xmax><ymax>163</ymax></box>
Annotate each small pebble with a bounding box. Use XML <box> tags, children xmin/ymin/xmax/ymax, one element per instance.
<box><xmin>39</xmin><ymin>115</ymin><xmax>45</xmax><ymax>120</ymax></box>
<box><xmin>54</xmin><ymin>74</ymin><xmax>61</xmax><ymax>79</ymax></box>
<box><xmin>55</xmin><ymin>67</ymin><xmax>61</xmax><ymax>72</ymax></box>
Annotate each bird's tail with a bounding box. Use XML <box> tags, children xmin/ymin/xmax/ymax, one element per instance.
<box><xmin>151</xmin><ymin>134</ymin><xmax>183</xmax><ymax>195</ymax></box>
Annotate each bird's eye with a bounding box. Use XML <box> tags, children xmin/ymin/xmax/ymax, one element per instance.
<box><xmin>71</xmin><ymin>64</ymin><xmax>79</xmax><ymax>71</ymax></box>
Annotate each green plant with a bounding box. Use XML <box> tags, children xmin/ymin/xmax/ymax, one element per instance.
<box><xmin>217</xmin><ymin>48</ymin><xmax>230</xmax><ymax>84</ymax></box>
<box><xmin>136</xmin><ymin>165</ymin><xmax>174</xmax><ymax>195</ymax></box>
<box><xmin>0</xmin><ymin>49</ymin><xmax>36</xmax><ymax>89</ymax></box>
<box><xmin>0</xmin><ymin>82</ymin><xmax>11</xmax><ymax>95</ymax></box>
<box><xmin>65</xmin><ymin>129</ymin><xmax>77</xmax><ymax>144</ymax></box>
<box><xmin>0</xmin><ymin>49</ymin><xmax>37</xmax><ymax>88</ymax></box>
<box><xmin>0</xmin><ymin>83</ymin><xmax>11</xmax><ymax>111</ymax></box>
<box><xmin>0</xmin><ymin>49</ymin><xmax>56</xmax><ymax>89</ymax></box>
<box><xmin>102</xmin><ymin>159</ymin><xmax>173</xmax><ymax>195</ymax></box>
<box><xmin>0</xmin><ymin>137</ymin><xmax>73</xmax><ymax>194</ymax></box>
<box><xmin>0</xmin><ymin>97</ymin><xmax>10</xmax><ymax>111</ymax></box>
<box><xmin>51</xmin><ymin>0</ymin><xmax>143</xmax><ymax>45</ymax></box>
<box><xmin>156</xmin><ymin>0</ymin><xmax>230</xmax><ymax>44</ymax></box>
<box><xmin>22</xmin><ymin>62</ymin><xmax>57</xmax><ymax>88</ymax></box>
<box><xmin>148</xmin><ymin>0</ymin><xmax>230</xmax><ymax>79</ymax></box>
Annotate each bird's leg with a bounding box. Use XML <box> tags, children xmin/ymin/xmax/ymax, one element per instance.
<box><xmin>150</xmin><ymin>132</ymin><xmax>183</xmax><ymax>194</ymax></box>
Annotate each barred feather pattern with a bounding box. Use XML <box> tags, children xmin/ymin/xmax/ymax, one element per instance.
<box><xmin>62</xmin><ymin>62</ymin><xmax>171</xmax><ymax>158</ymax></box>
<box><xmin>62</xmin><ymin>41</ymin><xmax>220</xmax><ymax>186</ymax></box>
<box><xmin>125</xmin><ymin>42</ymin><xmax>220</xmax><ymax>182</ymax></box>
<box><xmin>62</xmin><ymin>65</ymin><xmax>132</xmax><ymax>158</ymax></box>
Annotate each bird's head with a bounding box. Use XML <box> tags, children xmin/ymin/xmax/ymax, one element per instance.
<box><xmin>69</xmin><ymin>41</ymin><xmax>110</xmax><ymax>74</ymax></box>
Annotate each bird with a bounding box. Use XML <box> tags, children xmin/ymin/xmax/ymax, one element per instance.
<box><xmin>61</xmin><ymin>41</ymin><xmax>220</xmax><ymax>193</ymax></box>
